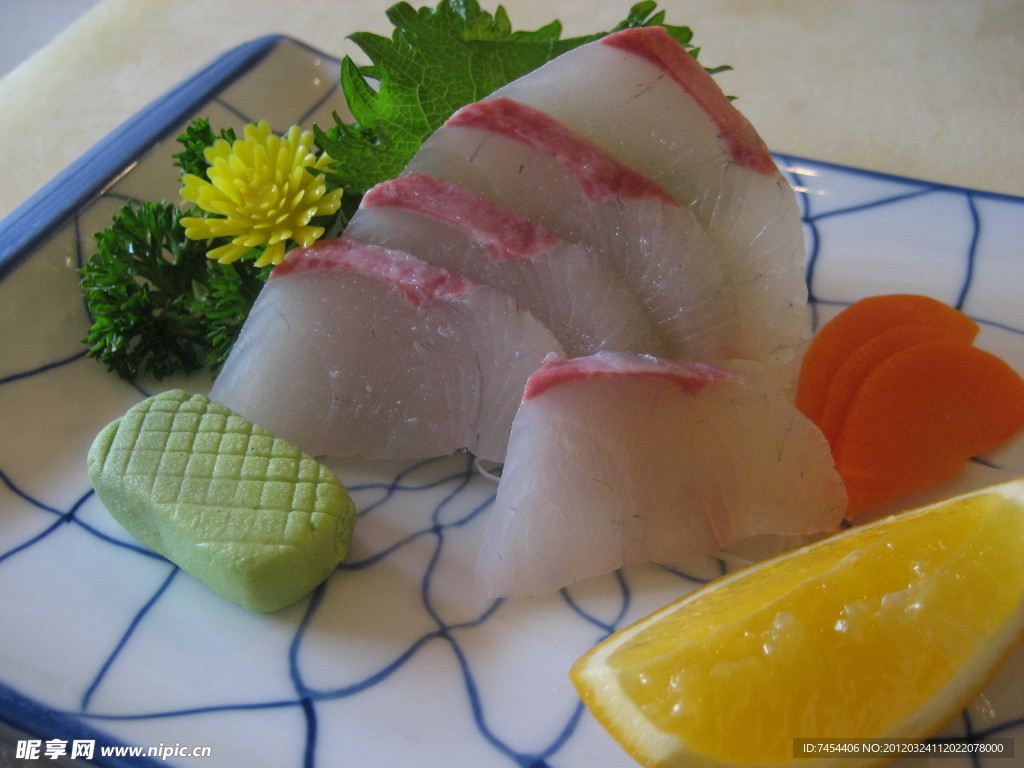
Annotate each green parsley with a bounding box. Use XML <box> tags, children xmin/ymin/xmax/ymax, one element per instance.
<box><xmin>80</xmin><ymin>201</ymin><xmax>268</xmax><ymax>380</ymax></box>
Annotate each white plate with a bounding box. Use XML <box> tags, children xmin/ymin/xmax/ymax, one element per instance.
<box><xmin>0</xmin><ymin>36</ymin><xmax>1021</xmax><ymax>768</ymax></box>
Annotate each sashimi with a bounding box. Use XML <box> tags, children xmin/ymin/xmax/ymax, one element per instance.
<box><xmin>210</xmin><ymin>239</ymin><xmax>563</xmax><ymax>462</ymax></box>
<box><xmin>490</xmin><ymin>26</ymin><xmax>810</xmax><ymax>370</ymax></box>
<box><xmin>347</xmin><ymin>172</ymin><xmax>666</xmax><ymax>357</ymax></box>
<box><xmin>404</xmin><ymin>98</ymin><xmax>739</xmax><ymax>364</ymax></box>
<box><xmin>477</xmin><ymin>352</ymin><xmax>846</xmax><ymax>598</ymax></box>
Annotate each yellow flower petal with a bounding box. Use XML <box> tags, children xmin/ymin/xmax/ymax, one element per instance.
<box><xmin>254</xmin><ymin>241</ymin><xmax>287</xmax><ymax>268</ymax></box>
<box><xmin>207</xmin><ymin>241</ymin><xmax>250</xmax><ymax>264</ymax></box>
<box><xmin>203</xmin><ymin>137</ymin><xmax>232</xmax><ymax>165</ymax></box>
<box><xmin>293</xmin><ymin>225</ymin><xmax>326</xmax><ymax>248</ymax></box>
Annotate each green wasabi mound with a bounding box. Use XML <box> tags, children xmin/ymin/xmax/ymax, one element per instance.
<box><xmin>87</xmin><ymin>390</ymin><xmax>356</xmax><ymax>612</ymax></box>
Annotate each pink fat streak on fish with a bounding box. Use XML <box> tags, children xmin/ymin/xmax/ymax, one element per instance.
<box><xmin>523</xmin><ymin>352</ymin><xmax>732</xmax><ymax>401</ymax></box>
<box><xmin>446</xmin><ymin>97</ymin><xmax>677</xmax><ymax>206</ymax></box>
<box><xmin>212</xmin><ymin>236</ymin><xmax>563</xmax><ymax>462</ymax></box>
<box><xmin>485</xmin><ymin>27</ymin><xmax>810</xmax><ymax>374</ymax></box>
<box><xmin>405</xmin><ymin>100</ymin><xmax>740</xmax><ymax>363</ymax></box>
<box><xmin>362</xmin><ymin>173</ymin><xmax>561</xmax><ymax>263</ymax></box>
<box><xmin>271</xmin><ymin>238</ymin><xmax>479</xmax><ymax>308</ymax></box>
<box><xmin>348</xmin><ymin>175</ymin><xmax>673</xmax><ymax>358</ymax></box>
<box><xmin>600</xmin><ymin>27</ymin><xmax>776</xmax><ymax>176</ymax></box>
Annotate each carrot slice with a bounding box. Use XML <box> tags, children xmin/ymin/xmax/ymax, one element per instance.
<box><xmin>834</xmin><ymin>340</ymin><xmax>1024</xmax><ymax>517</ymax></box>
<box><xmin>796</xmin><ymin>295</ymin><xmax>980</xmax><ymax>423</ymax></box>
<box><xmin>816</xmin><ymin>323</ymin><xmax>964</xmax><ymax>444</ymax></box>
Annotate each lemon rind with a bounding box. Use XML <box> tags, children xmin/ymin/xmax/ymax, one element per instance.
<box><xmin>570</xmin><ymin>478</ymin><xmax>1024</xmax><ymax>768</ymax></box>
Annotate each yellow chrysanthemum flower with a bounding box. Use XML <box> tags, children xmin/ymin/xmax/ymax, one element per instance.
<box><xmin>181</xmin><ymin>121</ymin><xmax>343</xmax><ymax>267</ymax></box>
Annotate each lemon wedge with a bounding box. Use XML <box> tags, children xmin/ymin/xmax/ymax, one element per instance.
<box><xmin>570</xmin><ymin>479</ymin><xmax>1024</xmax><ymax>767</ymax></box>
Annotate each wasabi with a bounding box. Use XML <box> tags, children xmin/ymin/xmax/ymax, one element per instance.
<box><xmin>88</xmin><ymin>390</ymin><xmax>356</xmax><ymax>612</ymax></box>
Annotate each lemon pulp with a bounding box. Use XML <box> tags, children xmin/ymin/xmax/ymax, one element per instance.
<box><xmin>574</xmin><ymin>483</ymin><xmax>1024</xmax><ymax>766</ymax></box>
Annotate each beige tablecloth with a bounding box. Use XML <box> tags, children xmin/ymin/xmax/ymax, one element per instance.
<box><xmin>1</xmin><ymin>0</ymin><xmax>1022</xmax><ymax>223</ymax></box>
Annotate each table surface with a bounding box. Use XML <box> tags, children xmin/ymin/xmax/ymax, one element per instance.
<box><xmin>0</xmin><ymin>0</ymin><xmax>1022</xmax><ymax>227</ymax></box>
<box><xmin>0</xmin><ymin>1</ymin><xmax>1021</xmax><ymax>765</ymax></box>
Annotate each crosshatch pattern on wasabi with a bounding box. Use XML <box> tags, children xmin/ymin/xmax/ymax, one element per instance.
<box><xmin>87</xmin><ymin>390</ymin><xmax>356</xmax><ymax>612</ymax></box>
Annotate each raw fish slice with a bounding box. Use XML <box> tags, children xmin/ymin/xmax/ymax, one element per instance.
<box><xmin>210</xmin><ymin>239</ymin><xmax>563</xmax><ymax>463</ymax></box>
<box><xmin>405</xmin><ymin>99</ymin><xmax>738</xmax><ymax>364</ymax></box>
<box><xmin>492</xmin><ymin>26</ymin><xmax>810</xmax><ymax>369</ymax></box>
<box><xmin>477</xmin><ymin>352</ymin><xmax>846</xmax><ymax>598</ymax></box>
<box><xmin>347</xmin><ymin>172</ymin><xmax>667</xmax><ymax>357</ymax></box>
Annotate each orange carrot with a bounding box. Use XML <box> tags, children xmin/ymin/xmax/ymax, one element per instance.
<box><xmin>816</xmin><ymin>323</ymin><xmax>964</xmax><ymax>444</ymax></box>
<box><xmin>796</xmin><ymin>294</ymin><xmax>979</xmax><ymax>423</ymax></box>
<box><xmin>833</xmin><ymin>340</ymin><xmax>1024</xmax><ymax>517</ymax></box>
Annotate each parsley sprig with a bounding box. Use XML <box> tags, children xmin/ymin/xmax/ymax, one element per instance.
<box><xmin>80</xmin><ymin>200</ymin><xmax>268</xmax><ymax>380</ymax></box>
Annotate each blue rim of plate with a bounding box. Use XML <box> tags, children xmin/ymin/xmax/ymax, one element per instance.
<box><xmin>0</xmin><ymin>34</ymin><xmax>285</xmax><ymax>280</ymax></box>
<box><xmin>0</xmin><ymin>682</ymin><xmax>165</xmax><ymax>768</ymax></box>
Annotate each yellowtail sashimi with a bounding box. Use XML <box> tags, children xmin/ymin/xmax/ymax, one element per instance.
<box><xmin>405</xmin><ymin>98</ymin><xmax>736</xmax><ymax>364</ymax></box>
<box><xmin>210</xmin><ymin>239</ymin><xmax>563</xmax><ymax>462</ymax></box>
<box><xmin>347</xmin><ymin>172</ymin><xmax>667</xmax><ymax>358</ymax></box>
<box><xmin>477</xmin><ymin>351</ymin><xmax>846</xmax><ymax>598</ymax></box>
<box><xmin>493</xmin><ymin>26</ymin><xmax>810</xmax><ymax>371</ymax></box>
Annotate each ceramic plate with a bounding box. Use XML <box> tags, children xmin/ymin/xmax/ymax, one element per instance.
<box><xmin>0</xmin><ymin>36</ymin><xmax>1022</xmax><ymax>768</ymax></box>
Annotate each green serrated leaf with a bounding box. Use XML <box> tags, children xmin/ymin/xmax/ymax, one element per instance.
<box><xmin>318</xmin><ymin>0</ymin><xmax>723</xmax><ymax>201</ymax></box>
